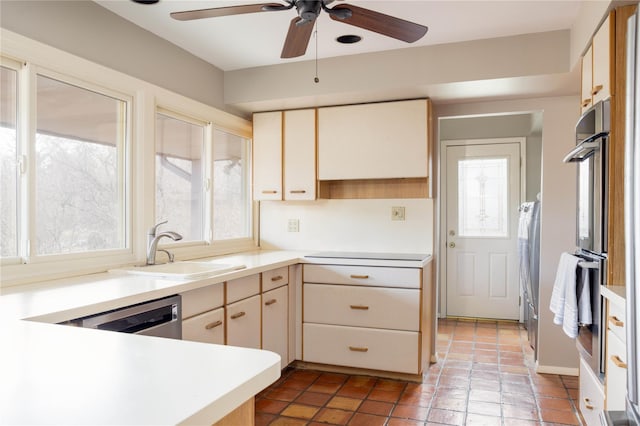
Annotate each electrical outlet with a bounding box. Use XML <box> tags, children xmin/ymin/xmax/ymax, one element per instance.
<box><xmin>391</xmin><ymin>206</ymin><xmax>405</xmax><ymax>221</ymax></box>
<box><xmin>287</xmin><ymin>218</ymin><xmax>300</xmax><ymax>232</ymax></box>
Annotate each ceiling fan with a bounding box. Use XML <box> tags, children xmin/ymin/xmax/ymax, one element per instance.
<box><xmin>132</xmin><ymin>0</ymin><xmax>428</xmax><ymax>59</ymax></box>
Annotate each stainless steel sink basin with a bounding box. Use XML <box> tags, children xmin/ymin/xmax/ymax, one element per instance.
<box><xmin>111</xmin><ymin>261</ymin><xmax>246</xmax><ymax>279</ymax></box>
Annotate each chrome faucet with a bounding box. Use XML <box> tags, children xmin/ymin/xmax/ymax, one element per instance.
<box><xmin>146</xmin><ymin>220</ymin><xmax>182</xmax><ymax>265</ymax></box>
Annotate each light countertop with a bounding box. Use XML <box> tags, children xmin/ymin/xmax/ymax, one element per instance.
<box><xmin>0</xmin><ymin>249</ymin><xmax>432</xmax><ymax>425</ymax></box>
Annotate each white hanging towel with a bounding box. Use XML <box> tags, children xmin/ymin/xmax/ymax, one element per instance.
<box><xmin>549</xmin><ymin>252</ymin><xmax>581</xmax><ymax>338</ymax></box>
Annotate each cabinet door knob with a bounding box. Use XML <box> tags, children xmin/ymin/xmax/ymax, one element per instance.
<box><xmin>271</xmin><ymin>275</ymin><xmax>284</xmax><ymax>282</ymax></box>
<box><xmin>583</xmin><ymin>398</ymin><xmax>594</xmax><ymax>410</ymax></box>
<box><xmin>611</xmin><ymin>355</ymin><xmax>628</xmax><ymax>369</ymax></box>
<box><xmin>591</xmin><ymin>84</ymin><xmax>604</xmax><ymax>96</ymax></box>
<box><xmin>349</xmin><ymin>346</ymin><xmax>369</xmax><ymax>352</ymax></box>
<box><xmin>608</xmin><ymin>315</ymin><xmax>624</xmax><ymax>327</ymax></box>
<box><xmin>230</xmin><ymin>311</ymin><xmax>246</xmax><ymax>319</ymax></box>
<box><xmin>265</xmin><ymin>299</ymin><xmax>277</xmax><ymax>306</ymax></box>
<box><xmin>350</xmin><ymin>305</ymin><xmax>369</xmax><ymax>310</ymax></box>
<box><xmin>350</xmin><ymin>274</ymin><xmax>369</xmax><ymax>279</ymax></box>
<box><xmin>205</xmin><ymin>320</ymin><xmax>223</xmax><ymax>330</ymax></box>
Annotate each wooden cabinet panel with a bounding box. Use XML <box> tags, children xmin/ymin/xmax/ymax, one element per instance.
<box><xmin>283</xmin><ymin>109</ymin><xmax>316</xmax><ymax>200</ymax></box>
<box><xmin>180</xmin><ymin>283</ymin><xmax>224</xmax><ymax>319</ymax></box>
<box><xmin>318</xmin><ymin>99</ymin><xmax>428</xmax><ymax>180</ymax></box>
<box><xmin>262</xmin><ymin>285</ymin><xmax>288</xmax><ymax>369</ymax></box>
<box><xmin>227</xmin><ymin>274</ymin><xmax>260</xmax><ymax>304</ymax></box>
<box><xmin>592</xmin><ymin>14</ymin><xmax>614</xmax><ymax>105</ymax></box>
<box><xmin>581</xmin><ymin>45</ymin><xmax>594</xmax><ymax>112</ymax></box>
<box><xmin>262</xmin><ymin>266</ymin><xmax>289</xmax><ymax>293</ymax></box>
<box><xmin>303</xmin><ymin>284</ymin><xmax>420</xmax><ymax>331</ymax></box>
<box><xmin>605</xmin><ymin>331</ymin><xmax>627</xmax><ymax>410</ymax></box>
<box><xmin>252</xmin><ymin>111</ymin><xmax>282</xmax><ymax>201</ymax></box>
<box><xmin>579</xmin><ymin>356</ymin><xmax>605</xmax><ymax>426</ymax></box>
<box><xmin>182</xmin><ymin>307</ymin><xmax>225</xmax><ymax>344</ymax></box>
<box><xmin>226</xmin><ymin>294</ymin><xmax>261</xmax><ymax>349</ymax></box>
<box><xmin>303</xmin><ymin>264</ymin><xmax>421</xmax><ymax>288</ymax></box>
<box><xmin>303</xmin><ymin>323</ymin><xmax>419</xmax><ymax>374</ymax></box>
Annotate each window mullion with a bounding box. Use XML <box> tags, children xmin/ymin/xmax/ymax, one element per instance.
<box><xmin>18</xmin><ymin>63</ymin><xmax>36</xmax><ymax>262</ymax></box>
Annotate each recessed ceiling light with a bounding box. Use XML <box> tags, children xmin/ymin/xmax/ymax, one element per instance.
<box><xmin>336</xmin><ymin>35</ymin><xmax>362</xmax><ymax>44</ymax></box>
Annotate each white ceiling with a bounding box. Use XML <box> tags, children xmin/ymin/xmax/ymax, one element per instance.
<box><xmin>95</xmin><ymin>0</ymin><xmax>584</xmax><ymax>72</ymax></box>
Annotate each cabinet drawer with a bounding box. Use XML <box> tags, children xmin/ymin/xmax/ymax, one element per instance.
<box><xmin>182</xmin><ymin>307</ymin><xmax>225</xmax><ymax>344</ymax></box>
<box><xmin>303</xmin><ymin>323</ymin><xmax>419</xmax><ymax>374</ymax></box>
<box><xmin>262</xmin><ymin>267</ymin><xmax>289</xmax><ymax>292</ymax></box>
<box><xmin>180</xmin><ymin>283</ymin><xmax>224</xmax><ymax>319</ymax></box>
<box><xmin>607</xmin><ymin>299</ymin><xmax>626</xmax><ymax>343</ymax></box>
<box><xmin>227</xmin><ymin>274</ymin><xmax>260</xmax><ymax>304</ymax></box>
<box><xmin>605</xmin><ymin>331</ymin><xmax>627</xmax><ymax>411</ymax></box>
<box><xmin>579</xmin><ymin>356</ymin><xmax>604</xmax><ymax>426</ymax></box>
<box><xmin>226</xmin><ymin>294</ymin><xmax>261</xmax><ymax>349</ymax></box>
<box><xmin>304</xmin><ymin>264</ymin><xmax>421</xmax><ymax>289</ymax></box>
<box><xmin>304</xmin><ymin>284</ymin><xmax>420</xmax><ymax>331</ymax></box>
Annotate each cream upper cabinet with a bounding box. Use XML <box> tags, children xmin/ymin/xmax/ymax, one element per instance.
<box><xmin>252</xmin><ymin>111</ymin><xmax>283</xmax><ymax>201</ymax></box>
<box><xmin>592</xmin><ymin>15</ymin><xmax>613</xmax><ymax>105</ymax></box>
<box><xmin>581</xmin><ymin>45</ymin><xmax>594</xmax><ymax>112</ymax></box>
<box><xmin>318</xmin><ymin>99</ymin><xmax>429</xmax><ymax>180</ymax></box>
<box><xmin>283</xmin><ymin>109</ymin><xmax>316</xmax><ymax>200</ymax></box>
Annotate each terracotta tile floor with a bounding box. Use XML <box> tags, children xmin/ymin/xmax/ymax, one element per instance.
<box><xmin>255</xmin><ymin>318</ymin><xmax>583</xmax><ymax>425</ymax></box>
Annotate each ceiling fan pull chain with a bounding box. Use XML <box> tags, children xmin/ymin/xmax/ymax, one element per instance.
<box><xmin>314</xmin><ymin>20</ymin><xmax>319</xmax><ymax>83</ymax></box>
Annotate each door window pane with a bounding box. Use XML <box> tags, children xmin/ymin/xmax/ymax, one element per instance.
<box><xmin>35</xmin><ymin>75</ymin><xmax>126</xmax><ymax>255</ymax></box>
<box><xmin>155</xmin><ymin>113</ymin><xmax>204</xmax><ymax>241</ymax></box>
<box><xmin>458</xmin><ymin>157</ymin><xmax>508</xmax><ymax>237</ymax></box>
<box><xmin>0</xmin><ymin>66</ymin><xmax>18</xmax><ymax>257</ymax></box>
<box><xmin>213</xmin><ymin>129</ymin><xmax>250</xmax><ymax>240</ymax></box>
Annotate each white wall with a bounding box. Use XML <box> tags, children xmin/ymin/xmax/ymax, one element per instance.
<box><xmin>435</xmin><ymin>95</ymin><xmax>581</xmax><ymax>373</ymax></box>
<box><xmin>259</xmin><ymin>199</ymin><xmax>434</xmax><ymax>254</ymax></box>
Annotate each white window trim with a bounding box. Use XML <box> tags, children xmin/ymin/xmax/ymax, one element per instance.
<box><xmin>0</xmin><ymin>29</ymin><xmax>255</xmax><ymax>288</ymax></box>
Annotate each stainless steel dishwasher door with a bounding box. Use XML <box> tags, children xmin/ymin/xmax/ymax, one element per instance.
<box><xmin>71</xmin><ymin>295</ymin><xmax>182</xmax><ymax>339</ymax></box>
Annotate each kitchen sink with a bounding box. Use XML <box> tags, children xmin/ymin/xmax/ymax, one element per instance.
<box><xmin>111</xmin><ymin>261</ymin><xmax>246</xmax><ymax>280</ymax></box>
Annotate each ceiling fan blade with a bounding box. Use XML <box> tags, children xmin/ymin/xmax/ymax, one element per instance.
<box><xmin>329</xmin><ymin>4</ymin><xmax>428</xmax><ymax>43</ymax></box>
<box><xmin>281</xmin><ymin>17</ymin><xmax>315</xmax><ymax>59</ymax></box>
<box><xmin>171</xmin><ymin>3</ymin><xmax>287</xmax><ymax>21</ymax></box>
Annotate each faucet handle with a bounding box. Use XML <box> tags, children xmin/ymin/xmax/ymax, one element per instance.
<box><xmin>148</xmin><ymin>220</ymin><xmax>168</xmax><ymax>236</ymax></box>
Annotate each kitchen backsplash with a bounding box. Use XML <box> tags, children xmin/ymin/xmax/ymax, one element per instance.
<box><xmin>259</xmin><ymin>198</ymin><xmax>434</xmax><ymax>253</ymax></box>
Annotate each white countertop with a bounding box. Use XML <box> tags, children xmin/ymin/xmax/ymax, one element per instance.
<box><xmin>0</xmin><ymin>249</ymin><xmax>432</xmax><ymax>425</ymax></box>
<box><xmin>601</xmin><ymin>284</ymin><xmax>626</xmax><ymax>307</ymax></box>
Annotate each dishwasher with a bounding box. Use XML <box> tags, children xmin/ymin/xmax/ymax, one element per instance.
<box><xmin>64</xmin><ymin>295</ymin><xmax>182</xmax><ymax>339</ymax></box>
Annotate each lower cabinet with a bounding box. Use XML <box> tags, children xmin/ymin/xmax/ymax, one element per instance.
<box><xmin>262</xmin><ymin>285</ymin><xmax>289</xmax><ymax>369</ymax></box>
<box><xmin>226</xmin><ymin>294</ymin><xmax>261</xmax><ymax>349</ymax></box>
<box><xmin>182</xmin><ymin>307</ymin><xmax>225</xmax><ymax>344</ymax></box>
<box><xmin>579</xmin><ymin>356</ymin><xmax>605</xmax><ymax>426</ymax></box>
<box><xmin>604</xmin><ymin>294</ymin><xmax>627</xmax><ymax>410</ymax></box>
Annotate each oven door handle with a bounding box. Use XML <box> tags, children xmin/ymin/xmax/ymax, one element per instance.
<box><xmin>578</xmin><ymin>260</ymin><xmax>600</xmax><ymax>269</ymax></box>
<box><xmin>563</xmin><ymin>131</ymin><xmax>608</xmax><ymax>163</ymax></box>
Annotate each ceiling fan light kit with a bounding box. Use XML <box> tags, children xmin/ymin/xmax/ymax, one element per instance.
<box><xmin>146</xmin><ymin>0</ymin><xmax>428</xmax><ymax>59</ymax></box>
<box><xmin>336</xmin><ymin>34</ymin><xmax>362</xmax><ymax>44</ymax></box>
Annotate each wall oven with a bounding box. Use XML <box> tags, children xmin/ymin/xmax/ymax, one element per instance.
<box><xmin>563</xmin><ymin>99</ymin><xmax>610</xmax><ymax>381</ymax></box>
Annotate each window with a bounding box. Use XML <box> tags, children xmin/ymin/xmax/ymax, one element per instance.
<box><xmin>35</xmin><ymin>75</ymin><xmax>127</xmax><ymax>255</ymax></box>
<box><xmin>212</xmin><ymin>129</ymin><xmax>250</xmax><ymax>240</ymax></box>
<box><xmin>0</xmin><ymin>65</ymin><xmax>18</xmax><ymax>257</ymax></box>
<box><xmin>155</xmin><ymin>112</ymin><xmax>204</xmax><ymax>242</ymax></box>
<box><xmin>458</xmin><ymin>157</ymin><xmax>508</xmax><ymax>237</ymax></box>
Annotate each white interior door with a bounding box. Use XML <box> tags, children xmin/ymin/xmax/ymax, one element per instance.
<box><xmin>445</xmin><ymin>142</ymin><xmax>522</xmax><ymax>320</ymax></box>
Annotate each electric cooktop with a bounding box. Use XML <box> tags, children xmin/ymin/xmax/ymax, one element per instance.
<box><xmin>305</xmin><ymin>251</ymin><xmax>428</xmax><ymax>261</ymax></box>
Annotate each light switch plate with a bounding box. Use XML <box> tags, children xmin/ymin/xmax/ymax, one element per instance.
<box><xmin>391</xmin><ymin>206</ymin><xmax>405</xmax><ymax>221</ymax></box>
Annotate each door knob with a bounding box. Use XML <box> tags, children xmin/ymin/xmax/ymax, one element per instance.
<box><xmin>449</xmin><ymin>242</ymin><xmax>456</xmax><ymax>248</ymax></box>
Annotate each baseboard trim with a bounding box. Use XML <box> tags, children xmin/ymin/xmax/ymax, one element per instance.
<box><xmin>535</xmin><ymin>363</ymin><xmax>579</xmax><ymax>376</ymax></box>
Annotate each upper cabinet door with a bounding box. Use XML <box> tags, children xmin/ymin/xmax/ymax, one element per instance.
<box><xmin>592</xmin><ymin>14</ymin><xmax>614</xmax><ymax>105</ymax></box>
<box><xmin>581</xmin><ymin>45</ymin><xmax>593</xmax><ymax>113</ymax></box>
<box><xmin>284</xmin><ymin>109</ymin><xmax>316</xmax><ymax>200</ymax></box>
<box><xmin>253</xmin><ymin>111</ymin><xmax>283</xmax><ymax>201</ymax></box>
<box><xmin>318</xmin><ymin>99</ymin><xmax>428</xmax><ymax>180</ymax></box>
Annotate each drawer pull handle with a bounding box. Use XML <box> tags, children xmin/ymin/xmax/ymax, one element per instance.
<box><xmin>261</xmin><ymin>190</ymin><xmax>278</xmax><ymax>194</ymax></box>
<box><xmin>349</xmin><ymin>346</ymin><xmax>368</xmax><ymax>352</ymax></box>
<box><xmin>591</xmin><ymin>84</ymin><xmax>604</xmax><ymax>96</ymax></box>
<box><xmin>271</xmin><ymin>275</ymin><xmax>284</xmax><ymax>282</ymax></box>
<box><xmin>608</xmin><ymin>315</ymin><xmax>624</xmax><ymax>327</ymax></box>
<box><xmin>611</xmin><ymin>355</ymin><xmax>628</xmax><ymax>369</ymax></box>
<box><xmin>205</xmin><ymin>320</ymin><xmax>223</xmax><ymax>330</ymax></box>
<box><xmin>289</xmin><ymin>190</ymin><xmax>306</xmax><ymax>194</ymax></box>
<box><xmin>582</xmin><ymin>99</ymin><xmax>592</xmax><ymax>108</ymax></box>
<box><xmin>583</xmin><ymin>398</ymin><xmax>594</xmax><ymax>410</ymax></box>
<box><xmin>230</xmin><ymin>311</ymin><xmax>246</xmax><ymax>320</ymax></box>
<box><xmin>265</xmin><ymin>299</ymin><xmax>277</xmax><ymax>306</ymax></box>
<box><xmin>350</xmin><ymin>274</ymin><xmax>369</xmax><ymax>279</ymax></box>
<box><xmin>350</xmin><ymin>305</ymin><xmax>369</xmax><ymax>310</ymax></box>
